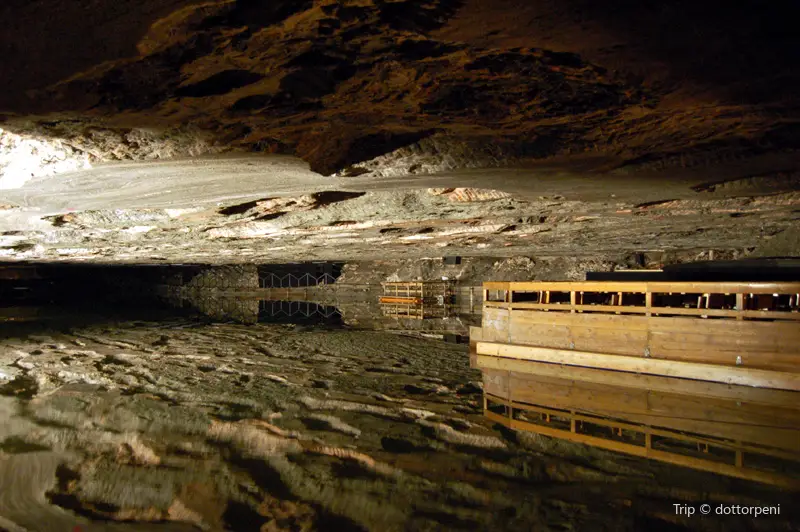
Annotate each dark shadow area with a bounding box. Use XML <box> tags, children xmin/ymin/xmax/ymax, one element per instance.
<box><xmin>0</xmin><ymin>0</ymin><xmax>201</xmax><ymax>107</ymax></box>
<box><xmin>0</xmin><ymin>263</ymin><xmax>201</xmax><ymax>338</ymax></box>
<box><xmin>175</xmin><ymin>70</ymin><xmax>265</xmax><ymax>98</ymax></box>
<box><xmin>583</xmin><ymin>0</ymin><xmax>800</xmax><ymax>100</ymax></box>
<box><xmin>587</xmin><ymin>258</ymin><xmax>800</xmax><ymax>282</ymax></box>
<box><xmin>0</xmin><ymin>262</ymin><xmax>353</xmax><ymax>336</ymax></box>
<box><xmin>451</xmin><ymin>0</ymin><xmax>800</xmax><ymax>104</ymax></box>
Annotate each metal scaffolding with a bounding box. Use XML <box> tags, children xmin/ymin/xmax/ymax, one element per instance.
<box><xmin>259</xmin><ymin>272</ymin><xmax>338</xmax><ymax>288</ymax></box>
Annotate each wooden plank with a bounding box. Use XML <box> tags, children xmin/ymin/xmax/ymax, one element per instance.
<box><xmin>510</xmin><ymin>311</ymin><xmax>650</xmax><ymax>331</ymax></box>
<box><xmin>737</xmin><ymin>293</ymin><xmax>745</xmax><ymax>320</ymax></box>
<box><xmin>498</xmin><ymin>311</ymin><xmax>800</xmax><ymax>366</ymax></box>
<box><xmin>647</xmin><ymin>319</ymin><xmax>800</xmax><ymax>344</ymax></box>
<box><xmin>648</xmin><ymin>332</ymin><xmax>794</xmax><ymax>355</ymax></box>
<box><xmin>474</xmin><ymin>355</ymin><xmax>800</xmax><ymax>408</ymax></box>
<box><xmin>481</xmin><ymin>307</ymin><xmax>510</xmax><ymax>343</ymax></box>
<box><xmin>482</xmin><ymin>368</ymin><xmax>509</xmax><ymax>399</ymax></box>
<box><xmin>647</xmin><ymin>337</ymin><xmax>799</xmax><ymax>372</ymax></box>
<box><xmin>507</xmin><ymin>311</ymin><xmax>800</xmax><ymax>338</ymax></box>
<box><xmin>484</xmin><ymin>410</ymin><xmax>800</xmax><ymax>490</ymax></box>
<box><xmin>510</xmin><ymin>303</ymin><xmax>648</xmax><ymax>313</ymax></box>
<box><xmin>501</xmin><ymin>303</ymin><xmax>800</xmax><ymax>320</ymax></box>
<box><xmin>476</xmin><ymin>342</ymin><xmax>800</xmax><ymax>391</ymax></box>
<box><xmin>567</xmin><ymin>326</ymin><xmax>649</xmax><ymax>357</ymax></box>
<box><xmin>379</xmin><ymin>296</ymin><xmax>422</xmax><ymax>304</ymax></box>
<box><xmin>508</xmin><ymin>320</ymin><xmax>573</xmax><ymax>348</ymax></box>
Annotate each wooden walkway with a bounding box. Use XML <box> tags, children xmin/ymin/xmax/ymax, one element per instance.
<box><xmin>379</xmin><ymin>281</ymin><xmax>454</xmax><ymax>319</ymax></box>
<box><xmin>477</xmin><ymin>281</ymin><xmax>800</xmax><ymax>384</ymax></box>
<box><xmin>473</xmin><ymin>280</ymin><xmax>800</xmax><ymax>488</ymax></box>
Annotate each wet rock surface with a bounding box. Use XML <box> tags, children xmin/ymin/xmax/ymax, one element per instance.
<box><xmin>0</xmin><ymin>320</ymin><xmax>796</xmax><ymax>530</ymax></box>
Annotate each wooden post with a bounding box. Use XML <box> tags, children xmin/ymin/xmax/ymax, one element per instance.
<box><xmin>736</xmin><ymin>293</ymin><xmax>745</xmax><ymax>320</ymax></box>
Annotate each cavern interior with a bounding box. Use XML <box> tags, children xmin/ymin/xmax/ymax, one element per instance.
<box><xmin>1</xmin><ymin>1</ymin><xmax>799</xmax><ymax>530</ymax></box>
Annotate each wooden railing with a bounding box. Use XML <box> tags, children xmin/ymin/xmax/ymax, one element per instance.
<box><xmin>382</xmin><ymin>282</ymin><xmax>425</xmax><ymax>298</ymax></box>
<box><xmin>483</xmin><ymin>281</ymin><xmax>800</xmax><ymax>321</ymax></box>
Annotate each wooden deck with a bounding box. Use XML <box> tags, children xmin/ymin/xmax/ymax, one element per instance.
<box><xmin>473</xmin><ymin>280</ymin><xmax>800</xmax><ymax>487</ymax></box>
<box><xmin>477</xmin><ymin>281</ymin><xmax>800</xmax><ymax>382</ymax></box>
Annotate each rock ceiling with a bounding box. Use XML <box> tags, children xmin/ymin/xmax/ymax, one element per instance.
<box><xmin>0</xmin><ymin>0</ymin><xmax>797</xmax><ymax>177</ymax></box>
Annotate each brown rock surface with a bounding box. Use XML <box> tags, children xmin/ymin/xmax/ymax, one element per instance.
<box><xmin>0</xmin><ymin>0</ymin><xmax>797</xmax><ymax>175</ymax></box>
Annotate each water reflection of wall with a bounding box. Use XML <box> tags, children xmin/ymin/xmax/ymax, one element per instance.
<box><xmin>173</xmin><ymin>265</ymin><xmax>260</xmax><ymax>324</ymax></box>
<box><xmin>191</xmin><ymin>296</ymin><xmax>259</xmax><ymax>324</ymax></box>
<box><xmin>258</xmin><ymin>300</ymin><xmax>342</xmax><ymax>325</ymax></box>
<box><xmin>154</xmin><ymin>263</ymin><xmax>482</xmax><ymax>331</ymax></box>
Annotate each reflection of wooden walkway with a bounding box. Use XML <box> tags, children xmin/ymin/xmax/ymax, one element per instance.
<box><xmin>379</xmin><ymin>282</ymin><xmax>453</xmax><ymax>319</ymax></box>
<box><xmin>478</xmin><ymin>363</ymin><xmax>800</xmax><ymax>489</ymax></box>
<box><xmin>483</xmin><ymin>395</ymin><xmax>800</xmax><ymax>489</ymax></box>
<box><xmin>473</xmin><ymin>280</ymin><xmax>800</xmax><ymax>488</ymax></box>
